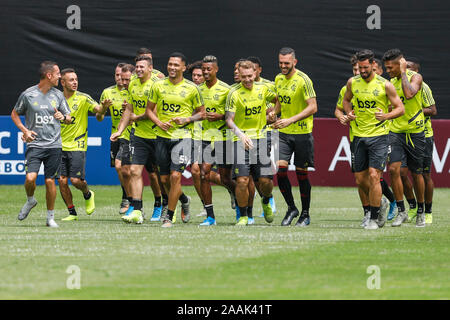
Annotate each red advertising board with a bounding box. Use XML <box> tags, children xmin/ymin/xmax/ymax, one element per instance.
<box><xmin>144</xmin><ymin>119</ymin><xmax>450</xmax><ymax>188</ymax></box>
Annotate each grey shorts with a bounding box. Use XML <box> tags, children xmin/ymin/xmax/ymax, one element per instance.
<box><xmin>60</xmin><ymin>151</ymin><xmax>86</xmax><ymax>179</ymax></box>
<box><xmin>25</xmin><ymin>147</ymin><xmax>62</xmax><ymax>179</ymax></box>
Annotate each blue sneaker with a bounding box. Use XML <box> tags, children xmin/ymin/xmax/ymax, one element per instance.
<box><xmin>150</xmin><ymin>205</ymin><xmax>162</xmax><ymax>222</ymax></box>
<box><xmin>260</xmin><ymin>196</ymin><xmax>276</xmax><ymax>217</ymax></box>
<box><xmin>199</xmin><ymin>216</ymin><xmax>216</xmax><ymax>226</ymax></box>
<box><xmin>235</xmin><ymin>206</ymin><xmax>240</xmax><ymax>222</ymax></box>
<box><xmin>387</xmin><ymin>201</ymin><xmax>397</xmax><ymax>221</ymax></box>
<box><xmin>247</xmin><ymin>217</ymin><xmax>255</xmax><ymax>225</ymax></box>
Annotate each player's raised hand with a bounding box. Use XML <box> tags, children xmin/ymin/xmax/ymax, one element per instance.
<box><xmin>399</xmin><ymin>58</ymin><xmax>407</xmax><ymax>73</ymax></box>
<box><xmin>53</xmin><ymin>107</ymin><xmax>64</xmax><ymax>121</ymax></box>
<box><xmin>101</xmin><ymin>99</ymin><xmax>112</xmax><ymax>112</ymax></box>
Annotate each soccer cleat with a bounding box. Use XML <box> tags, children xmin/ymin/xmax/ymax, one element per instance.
<box><xmin>180</xmin><ymin>196</ymin><xmax>191</xmax><ymax>223</ymax></box>
<box><xmin>416</xmin><ymin>213</ymin><xmax>425</xmax><ymax>227</ymax></box>
<box><xmin>364</xmin><ymin>219</ymin><xmax>379</xmax><ymax>230</ymax></box>
<box><xmin>259</xmin><ymin>196</ymin><xmax>277</xmax><ymax>218</ymax></box>
<box><xmin>387</xmin><ymin>200</ymin><xmax>396</xmax><ymax>221</ymax></box>
<box><xmin>235</xmin><ymin>216</ymin><xmax>248</xmax><ymax>226</ymax></box>
<box><xmin>392</xmin><ymin>210</ymin><xmax>408</xmax><ymax>227</ymax></box>
<box><xmin>377</xmin><ymin>197</ymin><xmax>389</xmax><ymax>228</ymax></box>
<box><xmin>199</xmin><ymin>217</ymin><xmax>216</xmax><ymax>226</ymax></box>
<box><xmin>407</xmin><ymin>208</ymin><xmax>417</xmax><ymax>223</ymax></box>
<box><xmin>281</xmin><ymin>207</ymin><xmax>299</xmax><ymax>226</ymax></box>
<box><xmin>121</xmin><ymin>207</ymin><xmax>135</xmax><ymax>223</ymax></box>
<box><xmin>61</xmin><ymin>215</ymin><xmax>78</xmax><ymax>221</ymax></box>
<box><xmin>247</xmin><ymin>217</ymin><xmax>255</xmax><ymax>225</ymax></box>
<box><xmin>425</xmin><ymin>213</ymin><xmax>432</xmax><ymax>224</ymax></box>
<box><xmin>196</xmin><ymin>208</ymin><xmax>207</xmax><ymax>217</ymax></box>
<box><xmin>119</xmin><ymin>199</ymin><xmax>130</xmax><ymax>215</ymax></box>
<box><xmin>85</xmin><ymin>190</ymin><xmax>95</xmax><ymax>215</ymax></box>
<box><xmin>360</xmin><ymin>211</ymin><xmax>371</xmax><ymax>228</ymax></box>
<box><xmin>18</xmin><ymin>198</ymin><xmax>38</xmax><ymax>221</ymax></box>
<box><xmin>161</xmin><ymin>218</ymin><xmax>173</xmax><ymax>228</ymax></box>
<box><xmin>46</xmin><ymin>219</ymin><xmax>59</xmax><ymax>228</ymax></box>
<box><xmin>235</xmin><ymin>206</ymin><xmax>241</xmax><ymax>222</ymax></box>
<box><xmin>128</xmin><ymin>210</ymin><xmax>144</xmax><ymax>224</ymax></box>
<box><xmin>261</xmin><ymin>199</ymin><xmax>274</xmax><ymax>223</ymax></box>
<box><xmin>295</xmin><ymin>211</ymin><xmax>310</xmax><ymax>227</ymax></box>
<box><xmin>150</xmin><ymin>205</ymin><xmax>162</xmax><ymax>222</ymax></box>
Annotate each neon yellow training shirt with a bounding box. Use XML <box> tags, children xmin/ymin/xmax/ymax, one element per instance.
<box><xmin>148</xmin><ymin>78</ymin><xmax>204</xmax><ymax>139</ymax></box>
<box><xmin>61</xmin><ymin>91</ymin><xmax>98</xmax><ymax>151</ymax></box>
<box><xmin>198</xmin><ymin>79</ymin><xmax>230</xmax><ymax>142</ymax></box>
<box><xmin>100</xmin><ymin>85</ymin><xmax>133</xmax><ymax>140</ymax></box>
<box><xmin>274</xmin><ymin>69</ymin><xmax>316</xmax><ymax>135</ymax></box>
<box><xmin>225</xmin><ymin>82</ymin><xmax>276</xmax><ymax>141</ymax></box>
<box><xmin>389</xmin><ymin>70</ymin><xmax>425</xmax><ymax>134</ymax></box>
<box><xmin>350</xmin><ymin>74</ymin><xmax>390</xmax><ymax>138</ymax></box>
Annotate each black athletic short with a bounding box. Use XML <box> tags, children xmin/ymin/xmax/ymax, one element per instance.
<box><xmin>110</xmin><ymin>140</ymin><xmax>120</xmax><ymax>167</ymax></box>
<box><xmin>60</xmin><ymin>151</ymin><xmax>86</xmax><ymax>179</ymax></box>
<box><xmin>233</xmin><ymin>139</ymin><xmax>273</xmax><ymax>180</ymax></box>
<box><xmin>388</xmin><ymin>131</ymin><xmax>425</xmax><ymax>174</ymax></box>
<box><xmin>25</xmin><ymin>147</ymin><xmax>62</xmax><ymax>179</ymax></box>
<box><xmin>423</xmin><ymin>136</ymin><xmax>434</xmax><ymax>173</ymax></box>
<box><xmin>130</xmin><ymin>135</ymin><xmax>156</xmax><ymax>172</ymax></box>
<box><xmin>353</xmin><ymin>135</ymin><xmax>389</xmax><ymax>172</ymax></box>
<box><xmin>278</xmin><ymin>132</ymin><xmax>314</xmax><ymax>168</ymax></box>
<box><xmin>156</xmin><ymin>137</ymin><xmax>191</xmax><ymax>175</ymax></box>
<box><xmin>198</xmin><ymin>139</ymin><xmax>234</xmax><ymax>168</ymax></box>
<box><xmin>118</xmin><ymin>138</ymin><xmax>131</xmax><ymax>166</ymax></box>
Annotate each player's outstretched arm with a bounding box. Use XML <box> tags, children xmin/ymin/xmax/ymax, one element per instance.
<box><xmin>384</xmin><ymin>81</ymin><xmax>405</xmax><ymax>120</ymax></box>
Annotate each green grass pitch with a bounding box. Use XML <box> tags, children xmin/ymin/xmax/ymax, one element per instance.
<box><xmin>0</xmin><ymin>185</ymin><xmax>449</xmax><ymax>299</ymax></box>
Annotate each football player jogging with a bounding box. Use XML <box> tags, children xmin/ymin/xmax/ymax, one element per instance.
<box><xmin>97</xmin><ymin>63</ymin><xmax>134</xmax><ymax>214</ymax></box>
<box><xmin>272</xmin><ymin>47</ymin><xmax>317</xmax><ymax>227</ymax></box>
<box><xmin>342</xmin><ymin>49</ymin><xmax>405</xmax><ymax>230</ymax></box>
<box><xmin>225</xmin><ymin>60</ymin><xmax>277</xmax><ymax>226</ymax></box>
<box><xmin>11</xmin><ymin>61</ymin><xmax>72</xmax><ymax>227</ymax></box>
<box><xmin>59</xmin><ymin>68</ymin><xmax>109</xmax><ymax>221</ymax></box>
<box><xmin>247</xmin><ymin>56</ymin><xmax>277</xmax><ymax>220</ymax></box>
<box><xmin>335</xmin><ymin>55</ymin><xmax>396</xmax><ymax>226</ymax></box>
<box><xmin>144</xmin><ymin>52</ymin><xmax>206</xmax><ymax>228</ymax></box>
<box><xmin>399</xmin><ymin>59</ymin><xmax>437</xmax><ymax>224</ymax></box>
<box><xmin>197</xmin><ymin>55</ymin><xmax>232</xmax><ymax>226</ymax></box>
<box><xmin>187</xmin><ymin>61</ymin><xmax>208</xmax><ymax>216</ymax></box>
<box><xmin>383</xmin><ymin>49</ymin><xmax>427</xmax><ymax>227</ymax></box>
<box><xmin>112</xmin><ymin>56</ymin><xmax>163</xmax><ymax>224</ymax></box>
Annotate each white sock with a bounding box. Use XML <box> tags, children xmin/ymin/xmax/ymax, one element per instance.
<box><xmin>47</xmin><ymin>210</ymin><xmax>55</xmax><ymax>220</ymax></box>
<box><xmin>27</xmin><ymin>196</ymin><xmax>35</xmax><ymax>202</ymax></box>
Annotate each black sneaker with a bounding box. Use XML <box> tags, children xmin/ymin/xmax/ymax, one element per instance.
<box><xmin>295</xmin><ymin>211</ymin><xmax>310</xmax><ymax>227</ymax></box>
<box><xmin>281</xmin><ymin>207</ymin><xmax>299</xmax><ymax>226</ymax></box>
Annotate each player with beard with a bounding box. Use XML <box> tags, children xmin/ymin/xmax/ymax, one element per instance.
<box><xmin>342</xmin><ymin>49</ymin><xmax>404</xmax><ymax>230</ymax></box>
